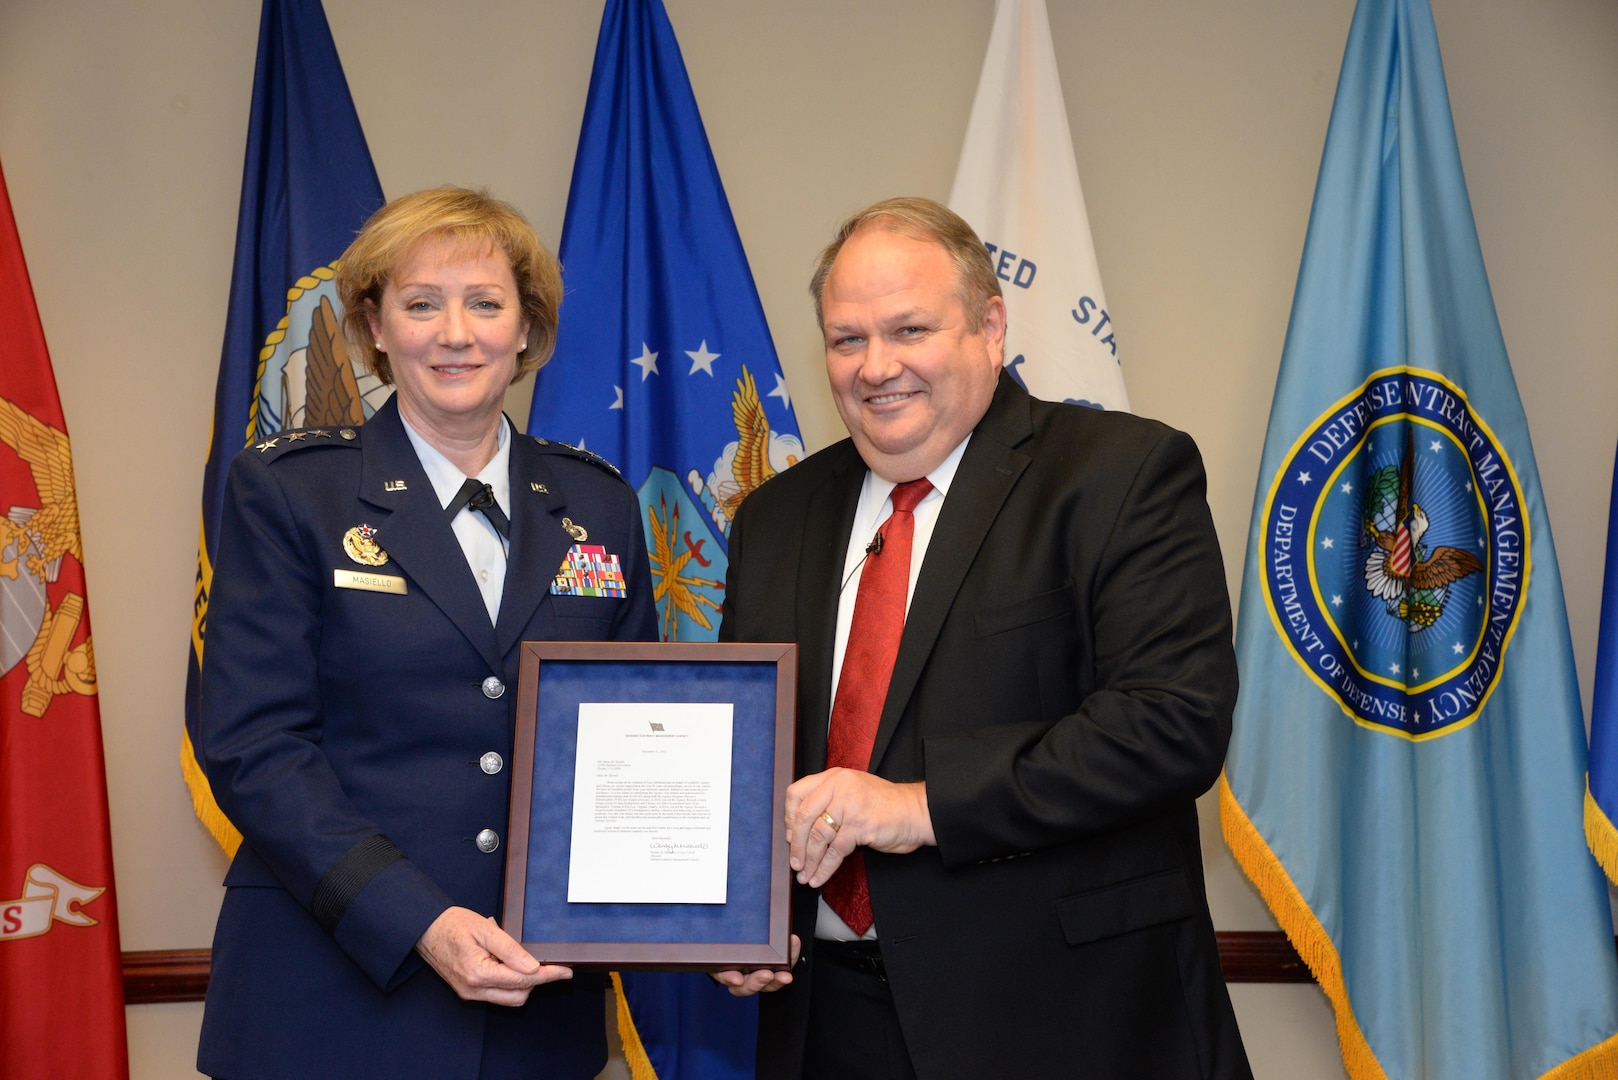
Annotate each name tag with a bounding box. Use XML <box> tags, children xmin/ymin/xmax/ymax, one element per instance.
<box><xmin>334</xmin><ymin>569</ymin><xmax>408</xmax><ymax>595</ymax></box>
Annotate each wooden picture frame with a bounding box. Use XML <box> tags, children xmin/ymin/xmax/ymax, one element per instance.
<box><xmin>501</xmin><ymin>641</ymin><xmax>796</xmax><ymax>969</ymax></box>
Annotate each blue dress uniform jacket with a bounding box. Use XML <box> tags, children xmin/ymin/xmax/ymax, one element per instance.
<box><xmin>721</xmin><ymin>375</ymin><xmax>1250</xmax><ymax>1079</ymax></box>
<box><xmin>197</xmin><ymin>395</ymin><xmax>656</xmax><ymax>1080</ymax></box>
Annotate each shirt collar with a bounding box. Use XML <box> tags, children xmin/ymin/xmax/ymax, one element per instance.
<box><xmin>399</xmin><ymin>413</ymin><xmax>512</xmax><ymax>514</ymax></box>
<box><xmin>862</xmin><ymin>433</ymin><xmax>972</xmax><ymax>511</ymax></box>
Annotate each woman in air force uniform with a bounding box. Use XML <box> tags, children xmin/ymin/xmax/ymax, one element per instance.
<box><xmin>198</xmin><ymin>187</ymin><xmax>656</xmax><ymax>1079</ymax></box>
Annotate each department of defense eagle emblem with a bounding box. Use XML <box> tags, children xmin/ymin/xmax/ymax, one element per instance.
<box><xmin>1260</xmin><ymin>368</ymin><xmax>1526</xmax><ymax>739</ymax></box>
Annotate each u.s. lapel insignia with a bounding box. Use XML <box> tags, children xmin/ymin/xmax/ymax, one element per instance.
<box><xmin>342</xmin><ymin>523</ymin><xmax>389</xmax><ymax>567</ymax></box>
<box><xmin>383</xmin><ymin>479</ymin><xmax>407</xmax><ymax>492</ymax></box>
<box><xmin>561</xmin><ymin>517</ymin><xmax>588</xmax><ymax>542</ymax></box>
<box><xmin>531</xmin><ymin>482</ymin><xmax>548</xmax><ymax>493</ymax></box>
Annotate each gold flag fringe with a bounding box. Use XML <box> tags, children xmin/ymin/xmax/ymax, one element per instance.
<box><xmin>1585</xmin><ymin>780</ymin><xmax>1618</xmax><ymax>887</ymax></box>
<box><xmin>1224</xmin><ymin>773</ymin><xmax>1618</xmax><ymax>1079</ymax></box>
<box><xmin>1542</xmin><ymin>1030</ymin><xmax>1618</xmax><ymax>1080</ymax></box>
<box><xmin>181</xmin><ymin>728</ymin><xmax>242</xmax><ymax>858</ymax></box>
<box><xmin>1219</xmin><ymin>773</ymin><xmax>1387</xmax><ymax>1080</ymax></box>
<box><xmin>612</xmin><ymin>971</ymin><xmax>660</xmax><ymax>1080</ymax></box>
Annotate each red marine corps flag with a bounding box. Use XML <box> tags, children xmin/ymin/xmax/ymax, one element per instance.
<box><xmin>0</xmin><ymin>159</ymin><xmax>129</xmax><ymax>1077</ymax></box>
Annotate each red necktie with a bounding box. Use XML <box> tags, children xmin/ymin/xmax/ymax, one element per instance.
<box><xmin>822</xmin><ymin>477</ymin><xmax>933</xmax><ymax>935</ymax></box>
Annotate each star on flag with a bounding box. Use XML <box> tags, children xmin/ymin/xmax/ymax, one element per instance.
<box><xmin>630</xmin><ymin>343</ymin><xmax>659</xmax><ymax>380</ymax></box>
<box><xmin>686</xmin><ymin>341</ymin><xmax>719</xmax><ymax>376</ymax></box>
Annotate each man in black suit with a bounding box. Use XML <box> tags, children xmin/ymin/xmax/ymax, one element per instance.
<box><xmin>716</xmin><ymin>197</ymin><xmax>1250</xmax><ymax>1079</ymax></box>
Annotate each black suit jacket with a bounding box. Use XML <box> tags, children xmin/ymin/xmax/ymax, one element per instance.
<box><xmin>720</xmin><ymin>375</ymin><xmax>1251</xmax><ymax>1079</ymax></box>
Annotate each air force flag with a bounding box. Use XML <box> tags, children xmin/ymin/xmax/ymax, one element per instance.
<box><xmin>525</xmin><ymin>2</ymin><xmax>788</xmax><ymax>1076</ymax></box>
<box><xmin>526</xmin><ymin>0</ymin><xmax>802</xmax><ymax>648</ymax></box>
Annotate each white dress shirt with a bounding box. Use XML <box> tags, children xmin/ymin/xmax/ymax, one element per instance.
<box><xmin>817</xmin><ymin>434</ymin><xmax>972</xmax><ymax>942</ymax></box>
<box><xmin>400</xmin><ymin>414</ymin><xmax>512</xmax><ymax>624</ymax></box>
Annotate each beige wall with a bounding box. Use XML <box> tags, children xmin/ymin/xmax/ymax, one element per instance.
<box><xmin>2</xmin><ymin>1</ymin><xmax>1615</xmax><ymax>1077</ymax></box>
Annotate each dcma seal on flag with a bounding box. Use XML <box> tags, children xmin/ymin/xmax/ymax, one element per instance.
<box><xmin>1260</xmin><ymin>368</ymin><xmax>1526</xmax><ymax>739</ymax></box>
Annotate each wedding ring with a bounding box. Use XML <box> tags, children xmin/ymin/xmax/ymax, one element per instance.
<box><xmin>820</xmin><ymin>811</ymin><xmax>840</xmax><ymax>831</ymax></box>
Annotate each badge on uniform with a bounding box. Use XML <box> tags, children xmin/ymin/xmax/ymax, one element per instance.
<box><xmin>551</xmin><ymin>544</ymin><xmax>627</xmax><ymax>598</ymax></box>
<box><xmin>342</xmin><ymin>523</ymin><xmax>389</xmax><ymax>566</ymax></box>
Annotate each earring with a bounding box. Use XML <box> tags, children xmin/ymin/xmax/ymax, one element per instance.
<box><xmin>374</xmin><ymin>343</ymin><xmax>384</xmax><ymax>350</ymax></box>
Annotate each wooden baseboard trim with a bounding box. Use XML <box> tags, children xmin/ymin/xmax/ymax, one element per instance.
<box><xmin>123</xmin><ymin>948</ymin><xmax>212</xmax><ymax>1004</ymax></box>
<box><xmin>121</xmin><ymin>932</ymin><xmax>1313</xmax><ymax>1005</ymax></box>
<box><xmin>1212</xmin><ymin>930</ymin><xmax>1314</xmax><ymax>983</ymax></box>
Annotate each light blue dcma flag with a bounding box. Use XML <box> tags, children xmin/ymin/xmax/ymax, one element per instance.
<box><xmin>182</xmin><ymin>0</ymin><xmax>384</xmax><ymax>856</ymax></box>
<box><xmin>1584</xmin><ymin>450</ymin><xmax>1618</xmax><ymax>881</ymax></box>
<box><xmin>1219</xmin><ymin>1</ymin><xmax>1618</xmax><ymax>1077</ymax></box>
<box><xmin>527</xmin><ymin>0</ymin><xmax>789</xmax><ymax>1075</ymax></box>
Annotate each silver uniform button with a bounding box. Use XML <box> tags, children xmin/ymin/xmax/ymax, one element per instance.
<box><xmin>476</xmin><ymin>829</ymin><xmax>500</xmax><ymax>854</ymax></box>
<box><xmin>481</xmin><ymin>676</ymin><xmax>505</xmax><ymax>699</ymax></box>
<box><xmin>480</xmin><ymin>751</ymin><xmax>504</xmax><ymax>775</ymax></box>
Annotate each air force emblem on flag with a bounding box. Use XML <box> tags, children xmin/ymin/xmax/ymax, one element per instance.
<box><xmin>687</xmin><ymin>366</ymin><xmax>802</xmax><ymax>539</ymax></box>
<box><xmin>1261</xmin><ymin>368</ymin><xmax>1526</xmax><ymax>738</ymax></box>
<box><xmin>640</xmin><ymin>367</ymin><xmax>801</xmax><ymax>643</ymax></box>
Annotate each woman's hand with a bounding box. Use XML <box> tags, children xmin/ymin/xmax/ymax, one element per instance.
<box><xmin>415</xmin><ymin>906</ymin><xmax>572</xmax><ymax>1006</ymax></box>
<box><xmin>711</xmin><ymin>934</ymin><xmax>801</xmax><ymax>997</ymax></box>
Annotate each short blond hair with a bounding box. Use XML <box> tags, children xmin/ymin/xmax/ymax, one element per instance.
<box><xmin>336</xmin><ymin>187</ymin><xmax>562</xmax><ymax>384</ymax></box>
<box><xmin>809</xmin><ymin>197</ymin><xmax>1002</xmax><ymax>331</ymax></box>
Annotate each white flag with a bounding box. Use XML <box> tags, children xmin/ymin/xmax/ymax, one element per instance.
<box><xmin>949</xmin><ymin>0</ymin><xmax>1128</xmax><ymax>411</ymax></box>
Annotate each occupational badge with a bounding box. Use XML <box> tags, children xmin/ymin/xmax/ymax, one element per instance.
<box><xmin>561</xmin><ymin>517</ymin><xmax>588</xmax><ymax>542</ymax></box>
<box><xmin>342</xmin><ymin>523</ymin><xmax>389</xmax><ymax>567</ymax></box>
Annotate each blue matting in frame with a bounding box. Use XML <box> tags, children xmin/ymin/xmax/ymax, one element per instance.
<box><xmin>523</xmin><ymin>659</ymin><xmax>777</xmax><ymax>945</ymax></box>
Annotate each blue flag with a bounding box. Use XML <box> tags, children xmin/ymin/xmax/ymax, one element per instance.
<box><xmin>1219</xmin><ymin>1</ymin><xmax>1618</xmax><ymax>1076</ymax></box>
<box><xmin>525</xmin><ymin>1</ymin><xmax>787</xmax><ymax>1076</ymax></box>
<box><xmin>1585</xmin><ymin>452</ymin><xmax>1618</xmax><ymax>881</ymax></box>
<box><xmin>182</xmin><ymin>0</ymin><xmax>384</xmax><ymax>855</ymax></box>
<box><xmin>527</xmin><ymin>0</ymin><xmax>803</xmax><ymax>648</ymax></box>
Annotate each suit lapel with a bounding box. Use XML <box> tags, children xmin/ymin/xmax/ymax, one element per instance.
<box><xmin>869</xmin><ymin>376</ymin><xmax>1034</xmax><ymax>773</ymax></box>
<box><xmin>357</xmin><ymin>398</ymin><xmax>502</xmax><ymax>673</ymax></box>
<box><xmin>494</xmin><ymin>434</ymin><xmax>575</xmax><ymax>657</ymax></box>
<box><xmin>795</xmin><ymin>442</ymin><xmax>866</xmax><ymax>776</ymax></box>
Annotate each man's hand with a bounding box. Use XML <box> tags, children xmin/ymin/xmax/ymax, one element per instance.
<box><xmin>415</xmin><ymin>906</ymin><xmax>572</xmax><ymax>1006</ymax></box>
<box><xmin>785</xmin><ymin>770</ymin><xmax>934</xmax><ymax>888</ymax></box>
<box><xmin>712</xmin><ymin>934</ymin><xmax>802</xmax><ymax>997</ymax></box>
